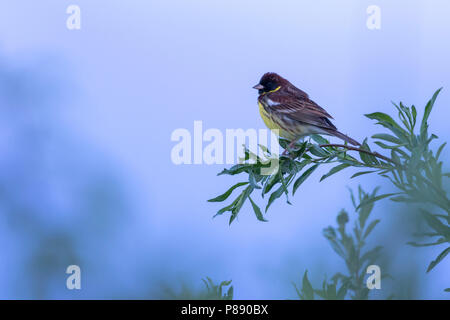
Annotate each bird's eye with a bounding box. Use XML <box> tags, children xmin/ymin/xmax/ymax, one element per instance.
<box><xmin>265</xmin><ymin>81</ymin><xmax>276</xmax><ymax>91</ymax></box>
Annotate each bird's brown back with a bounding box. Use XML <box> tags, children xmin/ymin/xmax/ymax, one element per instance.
<box><xmin>260</xmin><ymin>83</ymin><xmax>337</xmax><ymax>131</ymax></box>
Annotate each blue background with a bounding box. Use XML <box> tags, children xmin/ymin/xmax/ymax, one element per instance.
<box><xmin>0</xmin><ymin>0</ymin><xmax>448</xmax><ymax>299</ymax></box>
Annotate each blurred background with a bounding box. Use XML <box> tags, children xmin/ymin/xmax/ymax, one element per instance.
<box><xmin>0</xmin><ymin>0</ymin><xmax>449</xmax><ymax>299</ymax></box>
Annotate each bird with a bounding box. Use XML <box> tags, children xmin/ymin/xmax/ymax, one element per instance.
<box><xmin>253</xmin><ymin>72</ymin><xmax>360</xmax><ymax>154</ymax></box>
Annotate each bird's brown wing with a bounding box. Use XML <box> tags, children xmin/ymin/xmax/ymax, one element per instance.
<box><xmin>265</xmin><ymin>91</ymin><xmax>337</xmax><ymax>131</ymax></box>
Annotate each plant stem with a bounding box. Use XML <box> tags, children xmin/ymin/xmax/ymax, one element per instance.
<box><xmin>319</xmin><ymin>144</ymin><xmax>398</xmax><ymax>165</ymax></box>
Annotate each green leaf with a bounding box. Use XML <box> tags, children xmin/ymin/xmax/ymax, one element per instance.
<box><xmin>421</xmin><ymin>209</ymin><xmax>450</xmax><ymax>237</ymax></box>
<box><xmin>226</xmin><ymin>286</ymin><xmax>234</xmax><ymax>299</ymax></box>
<box><xmin>217</xmin><ymin>164</ymin><xmax>253</xmax><ymax>176</ymax></box>
<box><xmin>365</xmin><ymin>112</ymin><xmax>397</xmax><ymax>125</ymax></box>
<box><xmin>421</xmin><ymin>88</ymin><xmax>442</xmax><ymax>136</ymax></box>
<box><xmin>390</xmin><ymin>149</ymin><xmax>401</xmax><ymax>166</ymax></box>
<box><xmin>301</xmin><ymin>271</ymin><xmax>315</xmax><ymax>300</ymax></box>
<box><xmin>374</xmin><ymin>141</ymin><xmax>407</xmax><ymax>150</ymax></box>
<box><xmin>262</xmin><ymin>171</ymin><xmax>281</xmax><ymax>196</ymax></box>
<box><xmin>372</xmin><ymin>134</ymin><xmax>402</xmax><ymax>144</ymax></box>
<box><xmin>336</xmin><ymin>283</ymin><xmax>348</xmax><ymax>300</ymax></box>
<box><xmin>208</xmin><ymin>182</ymin><xmax>249</xmax><ymax>202</ymax></box>
<box><xmin>292</xmin><ymin>282</ymin><xmax>302</xmax><ymax>299</ymax></box>
<box><xmin>363</xmin><ymin>219</ymin><xmax>380</xmax><ymax>239</ymax></box>
<box><xmin>390</xmin><ymin>196</ymin><xmax>419</xmax><ymax>203</ymax></box>
<box><xmin>229</xmin><ymin>186</ymin><xmax>253</xmax><ymax>224</ymax></box>
<box><xmin>293</xmin><ymin>164</ymin><xmax>319</xmax><ymax>195</ymax></box>
<box><xmin>426</xmin><ymin>247</ymin><xmax>450</xmax><ymax>273</ymax></box>
<box><xmin>292</xmin><ymin>159</ymin><xmax>311</xmax><ymax>173</ymax></box>
<box><xmin>219</xmin><ymin>280</ymin><xmax>232</xmax><ymax>287</ymax></box>
<box><xmin>325</xmin><ymin>283</ymin><xmax>337</xmax><ymax>300</ymax></box>
<box><xmin>365</xmin><ymin>112</ymin><xmax>404</xmax><ymax>132</ymax></box>
<box><xmin>360</xmin><ymin>246</ymin><xmax>383</xmax><ymax>264</ymax></box>
<box><xmin>311</xmin><ymin>134</ymin><xmax>329</xmax><ymax>145</ymax></box>
<box><xmin>394</xmin><ymin>102</ymin><xmax>411</xmax><ymax>131</ymax></box>
<box><xmin>436</xmin><ymin>142</ymin><xmax>446</xmax><ymax>160</ymax></box>
<box><xmin>320</xmin><ymin>163</ymin><xmax>350</xmax><ymax>182</ymax></box>
<box><xmin>351</xmin><ymin>170</ymin><xmax>377</xmax><ymax>179</ymax></box>
<box><xmin>278</xmin><ymin>138</ymin><xmax>290</xmax><ymax>149</ymax></box>
<box><xmin>248</xmin><ymin>171</ymin><xmax>261</xmax><ymax>189</ymax></box>
<box><xmin>362</xmin><ymin>140</ymin><xmax>380</xmax><ymax>164</ymax></box>
<box><xmin>348</xmin><ymin>188</ymin><xmax>356</xmax><ymax>208</ymax></box>
<box><xmin>214</xmin><ymin>196</ymin><xmax>240</xmax><ymax>217</ymax></box>
<box><xmin>407</xmin><ymin>238</ymin><xmax>447</xmax><ymax>247</ymax></box>
<box><xmin>366</xmin><ymin>112</ymin><xmax>409</xmax><ymax>142</ymax></box>
<box><xmin>248</xmin><ymin>196</ymin><xmax>267</xmax><ymax>222</ymax></box>
<box><xmin>265</xmin><ymin>184</ymin><xmax>286</xmax><ymax>212</ymax></box>
<box><xmin>356</xmin><ymin>193</ymin><xmax>400</xmax><ymax>210</ymax></box>
<box><xmin>309</xmin><ymin>144</ymin><xmax>329</xmax><ymax>157</ymax></box>
<box><xmin>411</xmin><ymin>105</ymin><xmax>417</xmax><ymax>126</ymax></box>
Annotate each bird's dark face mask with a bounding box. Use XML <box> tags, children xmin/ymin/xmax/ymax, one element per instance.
<box><xmin>253</xmin><ymin>79</ymin><xmax>280</xmax><ymax>94</ymax></box>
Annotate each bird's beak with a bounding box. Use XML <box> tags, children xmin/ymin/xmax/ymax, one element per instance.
<box><xmin>253</xmin><ymin>84</ymin><xmax>264</xmax><ymax>90</ymax></box>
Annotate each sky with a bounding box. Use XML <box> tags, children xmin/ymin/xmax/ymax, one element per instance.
<box><xmin>0</xmin><ymin>0</ymin><xmax>449</xmax><ymax>299</ymax></box>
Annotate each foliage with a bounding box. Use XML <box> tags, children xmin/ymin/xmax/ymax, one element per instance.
<box><xmin>293</xmin><ymin>187</ymin><xmax>386</xmax><ymax>300</ymax></box>
<box><xmin>163</xmin><ymin>277</ymin><xmax>233</xmax><ymax>300</ymax></box>
<box><xmin>209</xmin><ymin>89</ymin><xmax>449</xmax><ymax>289</ymax></box>
<box><xmin>202</xmin><ymin>277</ymin><xmax>234</xmax><ymax>300</ymax></box>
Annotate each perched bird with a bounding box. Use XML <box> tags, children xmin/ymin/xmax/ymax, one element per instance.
<box><xmin>253</xmin><ymin>72</ymin><xmax>360</xmax><ymax>152</ymax></box>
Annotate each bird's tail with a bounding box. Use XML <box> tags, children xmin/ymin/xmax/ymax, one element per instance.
<box><xmin>327</xmin><ymin>130</ymin><xmax>361</xmax><ymax>146</ymax></box>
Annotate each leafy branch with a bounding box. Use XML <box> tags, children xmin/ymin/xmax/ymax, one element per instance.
<box><xmin>294</xmin><ymin>187</ymin><xmax>387</xmax><ymax>300</ymax></box>
<box><xmin>209</xmin><ymin>88</ymin><xmax>449</xmax><ymax>285</ymax></box>
<box><xmin>317</xmin><ymin>144</ymin><xmax>398</xmax><ymax>165</ymax></box>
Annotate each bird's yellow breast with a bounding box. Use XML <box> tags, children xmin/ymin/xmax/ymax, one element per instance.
<box><xmin>258</xmin><ymin>101</ymin><xmax>279</xmax><ymax>131</ymax></box>
<box><xmin>258</xmin><ymin>101</ymin><xmax>297</xmax><ymax>140</ymax></box>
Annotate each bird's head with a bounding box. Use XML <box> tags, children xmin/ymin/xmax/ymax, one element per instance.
<box><xmin>253</xmin><ymin>72</ymin><xmax>287</xmax><ymax>95</ymax></box>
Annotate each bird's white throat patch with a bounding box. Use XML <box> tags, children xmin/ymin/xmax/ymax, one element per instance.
<box><xmin>264</xmin><ymin>97</ymin><xmax>280</xmax><ymax>107</ymax></box>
